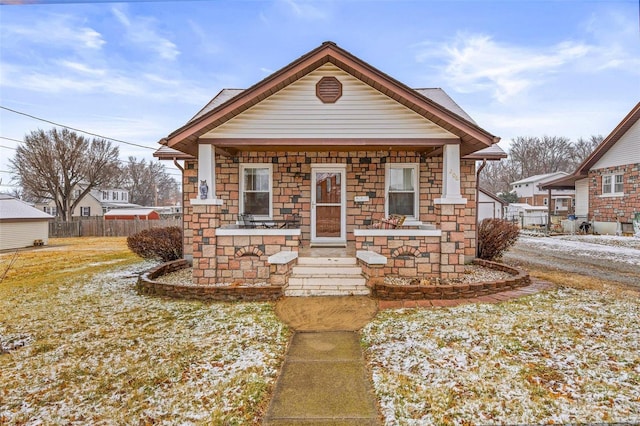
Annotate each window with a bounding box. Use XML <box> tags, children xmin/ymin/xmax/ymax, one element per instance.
<box><xmin>602</xmin><ymin>174</ymin><xmax>623</xmax><ymax>195</ymax></box>
<box><xmin>122</xmin><ymin>192</ymin><xmax>128</xmax><ymax>202</ymax></box>
<box><xmin>102</xmin><ymin>191</ymin><xmax>109</xmax><ymax>200</ymax></box>
<box><xmin>112</xmin><ymin>191</ymin><xmax>119</xmax><ymax>201</ymax></box>
<box><xmin>44</xmin><ymin>206</ymin><xmax>57</xmax><ymax>216</ymax></box>
<box><xmin>74</xmin><ymin>189</ymin><xmax>82</xmax><ymax>199</ymax></box>
<box><xmin>80</xmin><ymin>207</ymin><xmax>91</xmax><ymax>217</ymax></box>
<box><xmin>386</xmin><ymin>163</ymin><xmax>419</xmax><ymax>218</ymax></box>
<box><xmin>240</xmin><ymin>164</ymin><xmax>272</xmax><ymax>217</ymax></box>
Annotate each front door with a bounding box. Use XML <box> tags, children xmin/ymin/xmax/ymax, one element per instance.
<box><xmin>311</xmin><ymin>166</ymin><xmax>346</xmax><ymax>246</ymax></box>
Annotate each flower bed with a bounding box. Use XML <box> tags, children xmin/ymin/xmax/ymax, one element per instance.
<box><xmin>137</xmin><ymin>260</ymin><xmax>283</xmax><ymax>301</ymax></box>
<box><xmin>372</xmin><ymin>259</ymin><xmax>530</xmax><ymax>300</ymax></box>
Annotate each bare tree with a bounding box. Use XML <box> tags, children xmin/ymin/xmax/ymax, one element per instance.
<box><xmin>11</xmin><ymin>128</ymin><xmax>120</xmax><ymax>221</ymax></box>
<box><xmin>480</xmin><ymin>135</ymin><xmax>603</xmax><ymax>194</ymax></box>
<box><xmin>121</xmin><ymin>157</ymin><xmax>180</xmax><ymax>206</ymax></box>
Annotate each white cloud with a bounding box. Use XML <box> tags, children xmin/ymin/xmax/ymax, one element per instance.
<box><xmin>281</xmin><ymin>0</ymin><xmax>328</xmax><ymax>20</ymax></box>
<box><xmin>416</xmin><ymin>33</ymin><xmax>590</xmax><ymax>103</ymax></box>
<box><xmin>111</xmin><ymin>6</ymin><xmax>180</xmax><ymax>61</ymax></box>
<box><xmin>1</xmin><ymin>14</ymin><xmax>105</xmax><ymax>50</ymax></box>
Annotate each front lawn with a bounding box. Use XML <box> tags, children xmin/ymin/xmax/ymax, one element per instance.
<box><xmin>0</xmin><ymin>238</ymin><xmax>290</xmax><ymax>425</ymax></box>
<box><xmin>362</xmin><ymin>287</ymin><xmax>640</xmax><ymax>424</ymax></box>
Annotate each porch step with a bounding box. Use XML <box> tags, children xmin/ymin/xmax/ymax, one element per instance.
<box><xmin>285</xmin><ymin>256</ymin><xmax>369</xmax><ymax>297</ymax></box>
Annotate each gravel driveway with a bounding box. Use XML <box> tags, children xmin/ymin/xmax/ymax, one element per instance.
<box><xmin>503</xmin><ymin>234</ymin><xmax>640</xmax><ymax>288</ymax></box>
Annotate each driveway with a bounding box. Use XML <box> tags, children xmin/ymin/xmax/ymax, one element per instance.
<box><xmin>503</xmin><ymin>234</ymin><xmax>640</xmax><ymax>288</ymax></box>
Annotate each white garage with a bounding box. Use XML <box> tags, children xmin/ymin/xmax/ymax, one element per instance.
<box><xmin>0</xmin><ymin>194</ymin><xmax>54</xmax><ymax>251</ymax></box>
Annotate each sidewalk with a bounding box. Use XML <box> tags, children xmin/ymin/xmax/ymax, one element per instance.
<box><xmin>262</xmin><ymin>331</ymin><xmax>380</xmax><ymax>425</ymax></box>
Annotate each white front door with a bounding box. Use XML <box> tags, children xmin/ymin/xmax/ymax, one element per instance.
<box><xmin>311</xmin><ymin>165</ymin><xmax>346</xmax><ymax>246</ymax></box>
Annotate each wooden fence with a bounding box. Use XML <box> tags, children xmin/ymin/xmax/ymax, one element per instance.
<box><xmin>49</xmin><ymin>218</ymin><xmax>182</xmax><ymax>238</ymax></box>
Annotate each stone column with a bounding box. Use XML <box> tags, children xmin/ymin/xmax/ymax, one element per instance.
<box><xmin>435</xmin><ymin>144</ymin><xmax>467</xmax><ymax>279</ymax></box>
<box><xmin>191</xmin><ymin>204</ymin><xmax>220</xmax><ymax>285</ymax></box>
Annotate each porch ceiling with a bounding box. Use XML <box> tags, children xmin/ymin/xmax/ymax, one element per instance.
<box><xmin>202</xmin><ymin>137</ymin><xmax>458</xmax><ymax>156</ymax></box>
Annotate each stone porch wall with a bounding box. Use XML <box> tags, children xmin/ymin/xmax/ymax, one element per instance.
<box><xmin>182</xmin><ymin>150</ymin><xmax>477</xmax><ymax>282</ymax></box>
<box><xmin>588</xmin><ymin>164</ymin><xmax>640</xmax><ymax>224</ymax></box>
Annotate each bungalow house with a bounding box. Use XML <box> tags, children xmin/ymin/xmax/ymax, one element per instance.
<box><xmin>35</xmin><ymin>187</ymin><xmax>139</xmax><ymax>218</ymax></box>
<box><xmin>155</xmin><ymin>42</ymin><xmax>504</xmax><ymax>293</ymax></box>
<box><xmin>542</xmin><ymin>102</ymin><xmax>640</xmax><ymax>235</ymax></box>
<box><xmin>0</xmin><ymin>194</ymin><xmax>53</xmax><ymax>250</ymax></box>
<box><xmin>510</xmin><ymin>172</ymin><xmax>575</xmax><ymax>216</ymax></box>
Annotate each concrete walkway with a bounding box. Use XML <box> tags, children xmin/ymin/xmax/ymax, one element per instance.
<box><xmin>265</xmin><ymin>296</ymin><xmax>380</xmax><ymax>425</ymax></box>
<box><xmin>265</xmin><ymin>281</ymin><xmax>554</xmax><ymax>424</ymax></box>
<box><xmin>263</xmin><ymin>331</ymin><xmax>380</xmax><ymax>425</ymax></box>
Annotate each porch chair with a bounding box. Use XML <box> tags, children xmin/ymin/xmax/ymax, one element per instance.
<box><xmin>239</xmin><ymin>213</ymin><xmax>256</xmax><ymax>228</ymax></box>
<box><xmin>372</xmin><ymin>214</ymin><xmax>406</xmax><ymax>229</ymax></box>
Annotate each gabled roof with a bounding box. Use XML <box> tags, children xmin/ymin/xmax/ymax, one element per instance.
<box><xmin>161</xmin><ymin>41</ymin><xmax>499</xmax><ymax>157</ymax></box>
<box><xmin>0</xmin><ymin>195</ymin><xmax>54</xmax><ymax>221</ymax></box>
<box><xmin>104</xmin><ymin>208</ymin><xmax>158</xmax><ymax>217</ymax></box>
<box><xmin>511</xmin><ymin>172</ymin><xmax>569</xmax><ymax>186</ymax></box>
<box><xmin>542</xmin><ymin>102</ymin><xmax>640</xmax><ymax>190</ymax></box>
<box><xmin>479</xmin><ymin>187</ymin><xmax>507</xmax><ymax>205</ymax></box>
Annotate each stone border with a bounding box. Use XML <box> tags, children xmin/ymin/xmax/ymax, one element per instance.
<box><xmin>137</xmin><ymin>259</ymin><xmax>283</xmax><ymax>301</ymax></box>
<box><xmin>372</xmin><ymin>259</ymin><xmax>530</xmax><ymax>300</ymax></box>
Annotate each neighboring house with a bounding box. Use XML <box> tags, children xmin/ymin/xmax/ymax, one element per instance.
<box><xmin>104</xmin><ymin>208</ymin><xmax>160</xmax><ymax>220</ymax></box>
<box><xmin>0</xmin><ymin>194</ymin><xmax>53</xmax><ymax>250</ymax></box>
<box><xmin>155</xmin><ymin>42</ymin><xmax>505</xmax><ymax>288</ymax></box>
<box><xmin>478</xmin><ymin>188</ymin><xmax>506</xmax><ymax>221</ymax></box>
<box><xmin>35</xmin><ymin>187</ymin><xmax>139</xmax><ymax>218</ymax></box>
<box><xmin>542</xmin><ymin>102</ymin><xmax>640</xmax><ymax>235</ymax></box>
<box><xmin>510</xmin><ymin>172</ymin><xmax>575</xmax><ymax>216</ymax></box>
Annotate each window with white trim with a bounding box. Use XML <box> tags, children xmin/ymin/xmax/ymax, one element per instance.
<box><xmin>602</xmin><ymin>174</ymin><xmax>623</xmax><ymax>195</ymax></box>
<box><xmin>386</xmin><ymin>163</ymin><xmax>419</xmax><ymax>218</ymax></box>
<box><xmin>80</xmin><ymin>206</ymin><xmax>91</xmax><ymax>217</ymax></box>
<box><xmin>240</xmin><ymin>164</ymin><xmax>272</xmax><ymax>218</ymax></box>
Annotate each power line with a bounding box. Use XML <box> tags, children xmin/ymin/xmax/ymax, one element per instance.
<box><xmin>1</xmin><ymin>105</ymin><xmax>157</xmax><ymax>151</ymax></box>
<box><xmin>0</xmin><ymin>136</ymin><xmax>22</xmax><ymax>144</ymax></box>
<box><xmin>0</xmin><ymin>144</ymin><xmax>17</xmax><ymax>150</ymax></box>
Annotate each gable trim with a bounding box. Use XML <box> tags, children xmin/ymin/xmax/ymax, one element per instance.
<box><xmin>164</xmin><ymin>42</ymin><xmax>498</xmax><ymax>156</ymax></box>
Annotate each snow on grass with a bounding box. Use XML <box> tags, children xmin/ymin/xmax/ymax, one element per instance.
<box><xmin>362</xmin><ymin>287</ymin><xmax>640</xmax><ymax>425</ymax></box>
<box><xmin>0</xmin><ymin>261</ymin><xmax>291</xmax><ymax>425</ymax></box>
<box><xmin>516</xmin><ymin>234</ymin><xmax>640</xmax><ymax>266</ymax></box>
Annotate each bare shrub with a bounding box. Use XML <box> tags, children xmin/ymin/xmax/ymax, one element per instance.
<box><xmin>477</xmin><ymin>219</ymin><xmax>520</xmax><ymax>260</ymax></box>
<box><xmin>127</xmin><ymin>226</ymin><xmax>182</xmax><ymax>262</ymax></box>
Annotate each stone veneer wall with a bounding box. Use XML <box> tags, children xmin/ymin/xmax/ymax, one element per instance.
<box><xmin>372</xmin><ymin>259</ymin><xmax>530</xmax><ymax>300</ymax></box>
<box><xmin>137</xmin><ymin>259</ymin><xmax>282</xmax><ymax>301</ymax></box>
<box><xmin>588</xmin><ymin>164</ymin><xmax>640</xmax><ymax>223</ymax></box>
<box><xmin>355</xmin><ymin>233</ymin><xmax>442</xmax><ymax>278</ymax></box>
<box><xmin>182</xmin><ymin>150</ymin><xmax>478</xmax><ymax>282</ymax></box>
<box><xmin>215</xmin><ymin>233</ymin><xmax>298</xmax><ymax>284</ymax></box>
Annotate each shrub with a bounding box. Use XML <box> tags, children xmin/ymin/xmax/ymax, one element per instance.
<box><xmin>477</xmin><ymin>218</ymin><xmax>520</xmax><ymax>260</ymax></box>
<box><xmin>127</xmin><ymin>226</ymin><xmax>183</xmax><ymax>262</ymax></box>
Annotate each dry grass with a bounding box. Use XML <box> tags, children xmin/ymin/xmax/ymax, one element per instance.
<box><xmin>0</xmin><ymin>238</ymin><xmax>291</xmax><ymax>425</ymax></box>
<box><xmin>363</xmin><ymin>287</ymin><xmax>640</xmax><ymax>424</ymax></box>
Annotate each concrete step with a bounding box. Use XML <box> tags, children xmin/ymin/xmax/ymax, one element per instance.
<box><xmin>292</xmin><ymin>265</ymin><xmax>363</xmax><ymax>275</ymax></box>
<box><xmin>288</xmin><ymin>276</ymin><xmax>367</xmax><ymax>288</ymax></box>
<box><xmin>284</xmin><ymin>287</ymin><xmax>371</xmax><ymax>297</ymax></box>
<box><xmin>297</xmin><ymin>257</ymin><xmax>357</xmax><ymax>266</ymax></box>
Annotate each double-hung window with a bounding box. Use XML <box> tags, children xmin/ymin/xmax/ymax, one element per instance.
<box><xmin>240</xmin><ymin>164</ymin><xmax>272</xmax><ymax>218</ymax></box>
<box><xmin>80</xmin><ymin>207</ymin><xmax>91</xmax><ymax>217</ymax></box>
<box><xmin>386</xmin><ymin>163</ymin><xmax>419</xmax><ymax>218</ymax></box>
<box><xmin>602</xmin><ymin>174</ymin><xmax>623</xmax><ymax>195</ymax></box>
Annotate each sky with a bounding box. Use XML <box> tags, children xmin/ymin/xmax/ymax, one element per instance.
<box><xmin>1</xmin><ymin>0</ymin><xmax>639</xmax><ymax>193</ymax></box>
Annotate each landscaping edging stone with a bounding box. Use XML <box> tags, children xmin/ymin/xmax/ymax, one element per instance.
<box><xmin>372</xmin><ymin>259</ymin><xmax>531</xmax><ymax>300</ymax></box>
<box><xmin>137</xmin><ymin>259</ymin><xmax>283</xmax><ymax>301</ymax></box>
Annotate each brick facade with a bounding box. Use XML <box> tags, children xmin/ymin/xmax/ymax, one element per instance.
<box><xmin>182</xmin><ymin>150</ymin><xmax>478</xmax><ymax>284</ymax></box>
<box><xmin>588</xmin><ymin>164</ymin><xmax>640</xmax><ymax>223</ymax></box>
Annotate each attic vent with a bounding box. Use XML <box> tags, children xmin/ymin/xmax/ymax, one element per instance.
<box><xmin>316</xmin><ymin>76</ymin><xmax>342</xmax><ymax>103</ymax></box>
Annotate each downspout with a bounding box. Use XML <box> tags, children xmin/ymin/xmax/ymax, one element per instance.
<box><xmin>475</xmin><ymin>159</ymin><xmax>487</xmax><ymax>258</ymax></box>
